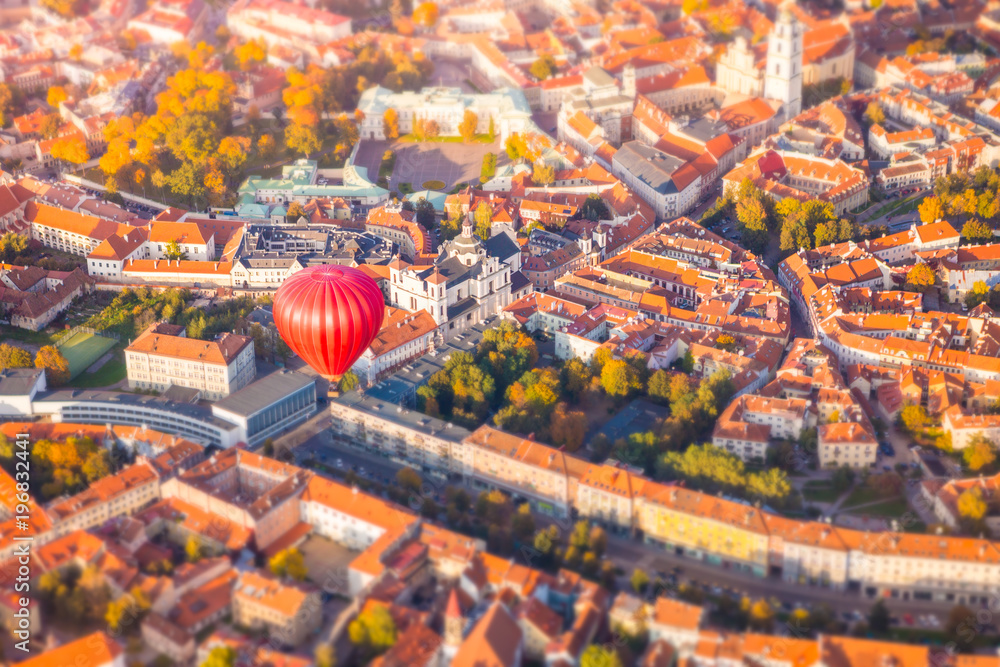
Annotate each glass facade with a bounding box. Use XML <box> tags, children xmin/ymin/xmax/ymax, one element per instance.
<box><xmin>245</xmin><ymin>383</ymin><xmax>317</xmax><ymax>443</ymax></box>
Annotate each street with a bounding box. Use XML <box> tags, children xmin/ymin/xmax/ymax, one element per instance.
<box><xmin>290</xmin><ymin>420</ymin><xmax>966</xmax><ymax>627</ymax></box>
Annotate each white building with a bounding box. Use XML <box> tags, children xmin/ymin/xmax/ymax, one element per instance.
<box><xmin>227</xmin><ymin>0</ymin><xmax>351</xmax><ymax>66</ymax></box>
<box><xmin>125</xmin><ymin>324</ymin><xmax>256</xmax><ymax>400</ymax></box>
<box><xmin>763</xmin><ymin>8</ymin><xmax>803</xmax><ymax>121</ymax></box>
<box><xmin>388</xmin><ymin>222</ymin><xmax>519</xmax><ymax>339</ymax></box>
<box><xmin>356</xmin><ymin>86</ymin><xmax>534</xmax><ymax>142</ymax></box>
<box><xmin>611</xmin><ymin>141</ymin><xmax>701</xmax><ymax>220</ymax></box>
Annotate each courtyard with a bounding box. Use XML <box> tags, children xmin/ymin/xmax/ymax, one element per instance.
<box><xmin>354</xmin><ymin>138</ymin><xmax>508</xmax><ymax>193</ymax></box>
<box><xmin>299</xmin><ymin>534</ymin><xmax>360</xmax><ymax>595</ymax></box>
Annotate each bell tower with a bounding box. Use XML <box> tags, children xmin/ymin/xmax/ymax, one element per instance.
<box><xmin>764</xmin><ymin>3</ymin><xmax>803</xmax><ymax>120</ymax></box>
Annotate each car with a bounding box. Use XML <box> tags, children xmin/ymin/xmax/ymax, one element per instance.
<box><xmin>903</xmin><ymin>613</ymin><xmax>914</xmax><ymax>626</ymax></box>
<box><xmin>335</xmin><ymin>458</ymin><xmax>344</xmax><ymax>469</ymax></box>
<box><xmin>359</xmin><ymin>466</ymin><xmax>366</xmax><ymax>475</ymax></box>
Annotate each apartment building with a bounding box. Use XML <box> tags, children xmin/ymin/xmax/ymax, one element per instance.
<box><xmin>330</xmin><ymin>392</ymin><xmax>471</xmax><ymax>475</ymax></box>
<box><xmin>818</xmin><ymin>422</ymin><xmax>877</xmax><ymax>469</ymax></box>
<box><xmin>46</xmin><ymin>462</ymin><xmax>160</xmax><ymax>537</ymax></box>
<box><xmin>126</xmin><ymin>324</ymin><xmax>255</xmax><ymax>400</ymax></box>
<box><xmin>232</xmin><ymin>570</ymin><xmax>322</xmax><ymax>646</ymax></box>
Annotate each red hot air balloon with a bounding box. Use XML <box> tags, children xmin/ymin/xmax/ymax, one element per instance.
<box><xmin>273</xmin><ymin>265</ymin><xmax>385</xmax><ymax>383</ymax></box>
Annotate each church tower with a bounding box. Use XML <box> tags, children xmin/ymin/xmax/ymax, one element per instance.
<box><xmin>444</xmin><ymin>589</ymin><xmax>464</xmax><ymax>647</ymax></box>
<box><xmin>763</xmin><ymin>4</ymin><xmax>803</xmax><ymax>121</ymax></box>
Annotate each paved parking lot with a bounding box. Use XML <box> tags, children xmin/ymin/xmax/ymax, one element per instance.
<box><xmin>299</xmin><ymin>535</ymin><xmax>358</xmax><ymax>594</ymax></box>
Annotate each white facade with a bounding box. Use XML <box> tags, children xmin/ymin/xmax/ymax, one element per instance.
<box><xmin>763</xmin><ymin>9</ymin><xmax>803</xmax><ymax>120</ymax></box>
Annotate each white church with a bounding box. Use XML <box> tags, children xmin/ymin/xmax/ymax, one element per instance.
<box><xmin>714</xmin><ymin>7</ymin><xmax>804</xmax><ymax>122</ymax></box>
<box><xmin>388</xmin><ymin>220</ymin><xmax>523</xmax><ymax>339</ymax></box>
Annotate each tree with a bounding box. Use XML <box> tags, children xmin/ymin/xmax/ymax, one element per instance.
<box><xmin>285</xmin><ymin>123</ymin><xmax>321</xmax><ymax>156</ymax></box>
<box><xmin>630</xmin><ymin>568</ymin><xmax>649</xmax><ymax>594</ymax></box>
<box><xmin>533</xmin><ymin>161</ymin><xmax>555</xmax><ymax>186</ymax></box>
<box><xmin>966</xmin><ymin>280</ymin><xmax>991</xmax><ymax>309</ymax></box>
<box><xmin>747</xmin><ymin>599</ymin><xmax>775</xmax><ymax>631</ymax></box>
<box><xmin>164</xmin><ymin>239</ymin><xmax>189</xmax><ymax>261</ymax></box>
<box><xmin>488</xmin><ymin>116</ymin><xmax>496</xmax><ymax>142</ymax></box>
<box><xmin>899</xmin><ymin>404</ymin><xmax>928</xmax><ymax>436</ymax></box>
<box><xmin>185</xmin><ymin>536</ymin><xmax>202</xmax><ymax>563</ymax></box>
<box><xmin>505</xmin><ymin>133</ymin><xmax>527</xmax><ymax>161</ymax></box>
<box><xmin>780</xmin><ymin>214</ymin><xmax>811</xmax><ymax>253</ymax></box>
<box><xmin>82</xmin><ymin>451</ymin><xmax>111</xmax><ymax>483</ymax></box>
<box><xmin>963</xmin><ymin>435</ymin><xmax>996</xmax><ymax>471</ymax></box>
<box><xmin>905</xmin><ymin>263</ymin><xmax>936</xmax><ymax>292</ymax></box>
<box><xmin>550</xmin><ymin>403</ymin><xmax>586</xmax><ymax>451</ymax></box>
<box><xmin>511</xmin><ymin>503</ymin><xmax>535</xmax><ymax>541</ymax></box>
<box><xmin>459</xmin><ymin>109</ymin><xmax>478</xmax><ymax>142</ymax></box>
<box><xmin>234</xmin><ymin>39</ymin><xmax>267</xmax><ymax>71</ymax></box>
<box><xmin>580</xmin><ymin>645</ymin><xmax>623</xmax><ymax>667</ymax></box>
<box><xmin>47</xmin><ymin>86</ymin><xmax>68</xmax><ymax>108</ymax></box>
<box><xmin>396</xmin><ymin>467</ymin><xmax>422</xmax><ymax>494</ymax></box>
<box><xmin>383</xmin><ymin>108</ymin><xmax>399</xmax><ymax>140</ymax></box>
<box><xmin>0</xmin><ymin>343</ymin><xmax>32</xmax><ymax>371</ymax></box>
<box><xmin>957</xmin><ymin>486</ymin><xmax>988</xmax><ymax>522</ymax></box>
<box><xmin>864</xmin><ymin>102</ymin><xmax>886</xmax><ymax>126</ymax></box>
<box><xmin>580</xmin><ymin>193</ymin><xmax>610</xmax><ymax>222</ymax></box>
<box><xmin>412</xmin><ymin>2</ymin><xmax>439</xmax><ymax>27</ymax></box>
<box><xmin>348</xmin><ymin>604</ymin><xmax>398</xmax><ymax>658</ymax></box>
<box><xmin>258</xmin><ymin>134</ymin><xmax>277</xmax><ymax>161</ymax></box>
<box><xmin>315</xmin><ymin>644</ymin><xmax>336</xmax><ymax>667</ymax></box>
<box><xmin>480</xmin><ymin>152</ymin><xmax>497</xmax><ymax>183</ymax></box>
<box><xmin>270</xmin><ymin>547</ymin><xmax>308</xmax><ymax>581</ymax></box>
<box><xmin>474</xmin><ymin>202</ymin><xmax>493</xmax><ymax>239</ymax></box>
<box><xmin>962</xmin><ymin>218</ymin><xmax>993</xmax><ymax>244</ymax></box>
<box><xmin>869</xmin><ymin>599</ymin><xmax>890</xmax><ymax>633</ymax></box>
<box><xmin>530</xmin><ymin>55</ymin><xmax>557</xmax><ymax>81</ymax></box>
<box><xmin>201</xmin><ymin>646</ymin><xmax>237</xmax><ymax>667</ymax></box>
<box><xmin>715</xmin><ymin>334</ymin><xmax>736</xmax><ymax>352</ymax></box>
<box><xmin>34</xmin><ymin>346</ymin><xmax>69</xmax><ymax>386</ymax></box>
<box><xmin>217</xmin><ymin>136</ymin><xmax>251</xmax><ymax>178</ymax></box>
<box><xmin>50</xmin><ymin>135</ymin><xmax>90</xmax><ymax>167</ymax></box>
<box><xmin>945</xmin><ymin>605</ymin><xmax>976</xmax><ymax>647</ymax></box>
<box><xmin>600</xmin><ymin>359</ymin><xmax>642</xmax><ymax>399</ymax></box>
<box><xmin>339</xmin><ymin>370</ymin><xmax>360</xmax><ymax>393</ymax></box>
<box><xmin>919</xmin><ymin>196</ymin><xmax>945</xmax><ymax>225</ymax></box>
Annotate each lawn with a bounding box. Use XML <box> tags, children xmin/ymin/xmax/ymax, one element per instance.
<box><xmin>0</xmin><ymin>326</ymin><xmax>56</xmax><ymax>347</ymax></box>
<box><xmin>422</xmin><ymin>180</ymin><xmax>446</xmax><ymax>190</ymax></box>
<box><xmin>850</xmin><ymin>498</ymin><xmax>912</xmax><ymax>518</ymax></box>
<box><xmin>58</xmin><ymin>332</ymin><xmax>117</xmax><ymax>379</ymax></box>
<box><xmin>68</xmin><ymin>357</ymin><xmax>126</xmax><ymax>389</ymax></box>
<box><xmin>802</xmin><ymin>484</ymin><xmax>841</xmax><ymax>503</ymax></box>
<box><xmin>841</xmin><ymin>486</ymin><xmax>898</xmax><ymax>509</ymax></box>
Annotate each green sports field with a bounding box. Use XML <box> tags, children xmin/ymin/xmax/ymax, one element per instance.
<box><xmin>59</xmin><ymin>332</ymin><xmax>117</xmax><ymax>379</ymax></box>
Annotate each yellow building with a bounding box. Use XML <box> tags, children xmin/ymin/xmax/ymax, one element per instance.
<box><xmin>232</xmin><ymin>570</ymin><xmax>321</xmax><ymax>646</ymax></box>
<box><xmin>639</xmin><ymin>482</ymin><xmax>770</xmax><ymax>577</ymax></box>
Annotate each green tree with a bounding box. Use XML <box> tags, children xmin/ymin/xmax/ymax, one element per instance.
<box><xmin>868</xmin><ymin>599</ymin><xmax>890</xmax><ymax>634</ymax></box>
<box><xmin>458</xmin><ymin>109</ymin><xmax>478</xmax><ymax>142</ymax></box>
<box><xmin>905</xmin><ymin>263</ymin><xmax>936</xmax><ymax>292</ymax></box>
<box><xmin>480</xmin><ymin>152</ymin><xmax>497</xmax><ymax>183</ymax></box>
<box><xmin>580</xmin><ymin>193</ymin><xmax>610</xmax><ymax>221</ymax></box>
<box><xmin>647</xmin><ymin>369</ymin><xmax>671</xmax><ymax>405</ymax></box>
<box><xmin>530</xmin><ymin>55</ymin><xmax>556</xmax><ymax>81</ymax></box>
<box><xmin>34</xmin><ymin>346</ymin><xmax>69</xmax><ymax>386</ymax></box>
<box><xmin>899</xmin><ymin>404</ymin><xmax>929</xmax><ymax>436</ymax></box>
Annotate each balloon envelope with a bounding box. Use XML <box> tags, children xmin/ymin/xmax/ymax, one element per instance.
<box><xmin>273</xmin><ymin>265</ymin><xmax>385</xmax><ymax>381</ymax></box>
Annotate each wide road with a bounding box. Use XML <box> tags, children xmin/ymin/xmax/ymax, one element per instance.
<box><xmin>291</xmin><ymin>421</ymin><xmax>957</xmax><ymax>626</ymax></box>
